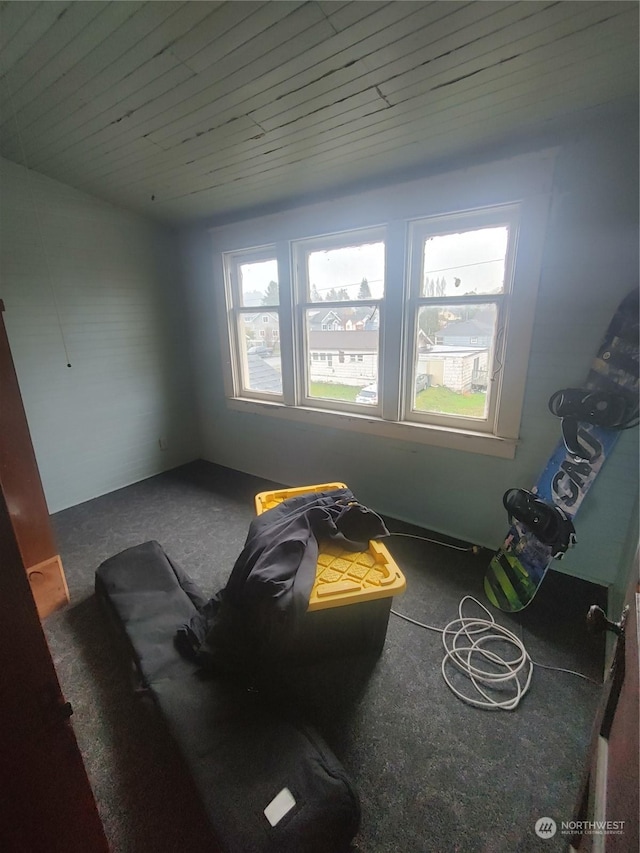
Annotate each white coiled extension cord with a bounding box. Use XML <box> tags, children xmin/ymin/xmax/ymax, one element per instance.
<box><xmin>388</xmin><ymin>533</ymin><xmax>598</xmax><ymax>709</ymax></box>
<box><xmin>392</xmin><ymin>596</ymin><xmax>532</xmax><ymax>711</ymax></box>
<box><xmin>440</xmin><ymin>596</ymin><xmax>533</xmax><ymax>710</ymax></box>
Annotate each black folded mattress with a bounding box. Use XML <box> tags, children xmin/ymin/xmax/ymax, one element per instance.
<box><xmin>95</xmin><ymin>540</ymin><xmax>360</xmax><ymax>853</ymax></box>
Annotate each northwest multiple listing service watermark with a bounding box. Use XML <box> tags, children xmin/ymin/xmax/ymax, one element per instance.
<box><xmin>535</xmin><ymin>816</ymin><xmax>626</xmax><ymax>840</ymax></box>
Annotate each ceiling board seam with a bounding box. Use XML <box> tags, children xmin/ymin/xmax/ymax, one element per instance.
<box><xmin>222</xmin><ymin>2</ymin><xmax>563</xmax><ymax>134</ymax></box>
<box><xmin>38</xmin><ymin>23</ymin><xmax>637</xmax><ymax>196</ymax></box>
<box><xmin>8</xmin><ymin>2</ymin><xmax>320</xmax><ymax>168</ymax></box>
<box><xmin>313</xmin><ymin>0</ymin><xmax>339</xmax><ymax>36</ymax></box>
<box><xmin>377</xmin><ymin>0</ymin><xmax>558</xmax><ymax>93</ymax></box>
<box><xmin>5</xmin><ymin>1</ymin><xmax>422</xmax><ymax>163</ymax></box>
<box><xmin>5</xmin><ymin>1</ymin><xmax>426</xmax><ymax>162</ymax></box>
<box><xmin>0</xmin><ymin>2</ymin><xmax>175</xmax><ymax>138</ymax></box>
<box><xmin>7</xmin><ymin>2</ymin><xmax>108</xmax><ymax>98</ymax></box>
<box><xmin>0</xmin><ymin>2</ymin><xmax>207</xmax><ymax>141</ymax></box>
<box><xmin>249</xmin><ymin>1</ymin><xmax>626</xmax><ymax>126</ymax></box>
<box><xmin>154</xmin><ymin>60</ymin><xmax>633</xmax><ymax>202</ymax></box>
<box><xmin>407</xmin><ymin>8</ymin><xmax>630</xmax><ymax>98</ymax></box>
<box><xmin>26</xmin><ymin>13</ymin><xmax>636</xmax><ymax>192</ymax></box>
<box><xmin>30</xmin><ymin>3</ymin><xmax>485</xmax><ymax>167</ymax></box>
<box><xmin>0</xmin><ymin>1</ymin><xmax>40</xmax><ymax>54</ymax></box>
<box><xmin>143</xmin><ymin>1</ymin><xmax>428</xmax><ymax>147</ymax></box>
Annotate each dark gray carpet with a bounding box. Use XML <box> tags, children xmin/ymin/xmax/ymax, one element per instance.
<box><xmin>45</xmin><ymin>460</ymin><xmax>606</xmax><ymax>853</ymax></box>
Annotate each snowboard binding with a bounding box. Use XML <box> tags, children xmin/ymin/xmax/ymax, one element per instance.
<box><xmin>502</xmin><ymin>488</ymin><xmax>577</xmax><ymax>559</ymax></box>
<box><xmin>548</xmin><ymin>388</ymin><xmax>639</xmax><ymax>460</ymax></box>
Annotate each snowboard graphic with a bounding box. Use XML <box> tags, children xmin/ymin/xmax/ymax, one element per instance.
<box><xmin>484</xmin><ymin>289</ymin><xmax>639</xmax><ymax>612</ymax></box>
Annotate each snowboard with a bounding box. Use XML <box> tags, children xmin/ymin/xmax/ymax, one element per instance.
<box><xmin>484</xmin><ymin>289</ymin><xmax>639</xmax><ymax>612</ymax></box>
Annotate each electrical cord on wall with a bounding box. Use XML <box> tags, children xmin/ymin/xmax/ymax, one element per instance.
<box><xmin>387</xmin><ymin>532</ymin><xmax>601</xmax><ymax>710</ymax></box>
<box><xmin>388</xmin><ymin>531</ymin><xmax>478</xmax><ymax>553</ymax></box>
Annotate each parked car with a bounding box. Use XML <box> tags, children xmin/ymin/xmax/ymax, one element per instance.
<box><xmin>355</xmin><ymin>383</ymin><xmax>378</xmax><ymax>405</ymax></box>
<box><xmin>356</xmin><ymin>375</ymin><xmax>430</xmax><ymax>405</ymax></box>
<box><xmin>247</xmin><ymin>344</ymin><xmax>272</xmax><ymax>356</ymax></box>
<box><xmin>415</xmin><ymin>373</ymin><xmax>431</xmax><ymax>392</ymax></box>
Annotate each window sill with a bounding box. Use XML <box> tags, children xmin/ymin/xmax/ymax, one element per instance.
<box><xmin>227</xmin><ymin>397</ymin><xmax>518</xmax><ymax>459</ymax></box>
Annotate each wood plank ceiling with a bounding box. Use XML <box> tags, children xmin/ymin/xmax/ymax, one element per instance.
<box><xmin>0</xmin><ymin>1</ymin><xmax>637</xmax><ymax>224</ymax></box>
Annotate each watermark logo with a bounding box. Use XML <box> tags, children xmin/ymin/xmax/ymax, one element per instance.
<box><xmin>534</xmin><ymin>817</ymin><xmax>626</xmax><ymax>839</ymax></box>
<box><xmin>535</xmin><ymin>817</ymin><xmax>557</xmax><ymax>839</ymax></box>
<box><xmin>560</xmin><ymin>820</ymin><xmax>625</xmax><ymax>836</ymax></box>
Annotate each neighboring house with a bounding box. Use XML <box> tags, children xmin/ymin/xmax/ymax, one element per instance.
<box><xmin>307</xmin><ymin>307</ymin><xmax>378</xmax><ymax>332</ymax></box>
<box><xmin>308</xmin><ymin>310</ymin><xmax>343</xmax><ymax>331</ymax></box>
<box><xmin>418</xmin><ymin>346</ymin><xmax>489</xmax><ymax>392</ymax></box>
<box><xmin>436</xmin><ymin>311</ymin><xmax>494</xmax><ymax>347</ymax></box>
<box><xmin>243</xmin><ymin>311</ymin><xmax>280</xmax><ymax>347</ymax></box>
<box><xmin>417</xmin><ymin>328</ymin><xmax>435</xmax><ymax>350</ymax></box>
<box><xmin>338</xmin><ymin>307</ymin><xmax>379</xmax><ymax>331</ymax></box>
<box><xmin>415</xmin><ymin>310</ymin><xmax>493</xmax><ymax>392</ymax></box>
<box><xmin>306</xmin><ymin>324</ymin><xmax>487</xmax><ymax>393</ymax></box>
<box><xmin>308</xmin><ymin>330</ymin><xmax>378</xmax><ymax>385</ymax></box>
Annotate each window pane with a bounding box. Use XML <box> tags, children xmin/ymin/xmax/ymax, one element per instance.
<box><xmin>422</xmin><ymin>227</ymin><xmax>508</xmax><ymax>298</ymax></box>
<box><xmin>238</xmin><ymin>313</ymin><xmax>282</xmax><ymax>394</ymax></box>
<box><xmin>305</xmin><ymin>309</ymin><xmax>379</xmax><ymax>404</ymax></box>
<box><xmin>239</xmin><ymin>259</ymin><xmax>279</xmax><ymax>306</ymax></box>
<box><xmin>307</xmin><ymin>242</ymin><xmax>385</xmax><ymax>302</ymax></box>
<box><xmin>413</xmin><ymin>303</ymin><xmax>497</xmax><ymax>419</ymax></box>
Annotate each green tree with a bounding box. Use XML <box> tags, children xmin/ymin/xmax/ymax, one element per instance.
<box><xmin>419</xmin><ymin>306</ymin><xmax>441</xmax><ymax>340</ymax></box>
<box><xmin>325</xmin><ymin>287</ymin><xmax>351</xmax><ymax>301</ymax></box>
<box><xmin>310</xmin><ymin>283</ymin><xmax>321</xmax><ymax>302</ymax></box>
<box><xmin>261</xmin><ymin>280</ymin><xmax>279</xmax><ymax>305</ymax></box>
<box><xmin>358</xmin><ymin>277</ymin><xmax>372</xmax><ymax>299</ymax></box>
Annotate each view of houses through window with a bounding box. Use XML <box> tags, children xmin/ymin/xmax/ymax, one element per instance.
<box><xmin>235</xmin><ymin>257</ymin><xmax>282</xmax><ymax>394</ymax></box>
<box><xmin>303</xmin><ymin>240</ymin><xmax>383</xmax><ymax>406</ymax></box>
<box><xmin>226</xmin><ymin>215</ymin><xmax>513</xmax><ymax>432</ymax></box>
<box><xmin>409</xmin><ymin>224</ymin><xmax>508</xmax><ymax>420</ymax></box>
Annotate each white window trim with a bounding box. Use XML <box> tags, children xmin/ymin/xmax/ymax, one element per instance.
<box><xmin>403</xmin><ymin>204</ymin><xmax>519</xmax><ymax>434</ymax></box>
<box><xmin>224</xmin><ymin>245</ymin><xmax>284</xmax><ymax>403</ymax></box>
<box><xmin>226</xmin><ymin>396</ymin><xmax>518</xmax><ymax>458</ymax></box>
<box><xmin>292</xmin><ymin>225</ymin><xmax>385</xmax><ymax>417</ymax></box>
<box><xmin>214</xmin><ymin>150</ymin><xmax>557</xmax><ymax>459</ymax></box>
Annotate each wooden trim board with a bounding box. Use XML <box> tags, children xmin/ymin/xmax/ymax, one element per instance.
<box><xmin>26</xmin><ymin>555</ymin><xmax>70</xmax><ymax>619</ymax></box>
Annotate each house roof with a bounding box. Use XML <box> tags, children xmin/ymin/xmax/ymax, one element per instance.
<box><xmin>308</xmin><ymin>309</ymin><xmax>342</xmax><ymax>326</ymax></box>
<box><xmin>423</xmin><ymin>345</ymin><xmax>488</xmax><ymax>358</ymax></box>
<box><xmin>308</xmin><ymin>306</ymin><xmax>377</xmax><ymax>327</ymax></box>
<box><xmin>439</xmin><ymin>318</ymin><xmax>494</xmax><ymax>338</ymax></box>
<box><xmin>247</xmin><ymin>353</ymin><xmax>282</xmax><ymax>394</ymax></box>
<box><xmin>243</xmin><ymin>311</ymin><xmax>279</xmax><ymax>324</ymax></box>
<box><xmin>308</xmin><ymin>330</ymin><xmax>378</xmax><ymax>351</ymax></box>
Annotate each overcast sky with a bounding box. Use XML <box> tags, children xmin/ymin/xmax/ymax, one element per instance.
<box><xmin>308</xmin><ymin>242</ymin><xmax>385</xmax><ymax>299</ymax></box>
<box><xmin>423</xmin><ymin>226</ymin><xmax>508</xmax><ymax>297</ymax></box>
<box><xmin>239</xmin><ymin>226</ymin><xmax>509</xmax><ymax>302</ymax></box>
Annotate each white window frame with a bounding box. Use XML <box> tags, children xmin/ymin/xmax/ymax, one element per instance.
<box><xmin>216</xmin><ymin>151</ymin><xmax>555</xmax><ymax>459</ymax></box>
<box><xmin>292</xmin><ymin>227</ymin><xmax>385</xmax><ymax>416</ymax></box>
<box><xmin>224</xmin><ymin>246</ymin><xmax>283</xmax><ymax>403</ymax></box>
<box><xmin>403</xmin><ymin>205</ymin><xmax>519</xmax><ymax>435</ymax></box>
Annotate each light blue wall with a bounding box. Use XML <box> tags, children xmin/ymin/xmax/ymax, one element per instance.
<box><xmin>0</xmin><ymin>156</ymin><xmax>199</xmax><ymax>513</ymax></box>
<box><xmin>182</xmin><ymin>117</ymin><xmax>638</xmax><ymax>587</ymax></box>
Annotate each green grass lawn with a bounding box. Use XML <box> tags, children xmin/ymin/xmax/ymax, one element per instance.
<box><xmin>309</xmin><ymin>381</ymin><xmax>486</xmax><ymax>417</ymax></box>
<box><xmin>415</xmin><ymin>386</ymin><xmax>487</xmax><ymax>418</ymax></box>
<box><xmin>309</xmin><ymin>382</ymin><xmax>361</xmax><ymax>402</ymax></box>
